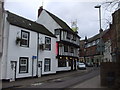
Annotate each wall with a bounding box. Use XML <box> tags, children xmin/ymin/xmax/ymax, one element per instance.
<box><xmin>103</xmin><ymin>40</ymin><xmax>112</xmax><ymax>62</ymax></box>
<box><xmin>38</xmin><ymin>34</ymin><xmax>57</xmax><ymax>75</ymax></box>
<box><xmin>0</xmin><ymin>1</ymin><xmax>3</xmax><ymax>81</ymax></box>
<box><xmin>5</xmin><ymin>25</ymin><xmax>38</xmax><ymax>79</ymax></box>
<box><xmin>1</xmin><ymin>12</ymin><xmax>9</xmax><ymax>79</ymax></box>
<box><xmin>61</xmin><ymin>31</ymin><xmax>80</xmax><ymax>46</ymax></box>
<box><xmin>37</xmin><ymin>10</ymin><xmax>61</xmax><ymax>34</ymax></box>
<box><xmin>0</xmin><ymin>2</ymin><xmax>3</xmax><ymax>56</ymax></box>
<box><xmin>100</xmin><ymin>62</ymin><xmax>117</xmax><ymax>87</ymax></box>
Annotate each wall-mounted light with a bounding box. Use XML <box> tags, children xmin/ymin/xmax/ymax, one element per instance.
<box><xmin>66</xmin><ymin>57</ymin><xmax>68</xmax><ymax>60</ymax></box>
<box><xmin>60</xmin><ymin>57</ymin><xmax>62</xmax><ymax>59</ymax></box>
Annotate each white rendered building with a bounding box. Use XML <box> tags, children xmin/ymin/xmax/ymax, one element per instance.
<box><xmin>0</xmin><ymin>9</ymin><xmax>57</xmax><ymax>81</ymax></box>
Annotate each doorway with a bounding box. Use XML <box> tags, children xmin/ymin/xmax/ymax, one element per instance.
<box><xmin>38</xmin><ymin>61</ymin><xmax>42</xmax><ymax>77</ymax></box>
<box><xmin>10</xmin><ymin>61</ymin><xmax>17</xmax><ymax>82</ymax></box>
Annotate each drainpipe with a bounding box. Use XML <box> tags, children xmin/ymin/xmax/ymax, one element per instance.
<box><xmin>32</xmin><ymin>58</ymin><xmax>34</xmax><ymax>77</ymax></box>
<box><xmin>36</xmin><ymin>33</ymin><xmax>39</xmax><ymax>77</ymax></box>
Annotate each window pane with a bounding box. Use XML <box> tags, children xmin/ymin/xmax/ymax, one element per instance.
<box><xmin>55</xmin><ymin>30</ymin><xmax>60</xmax><ymax>35</ymax></box>
<box><xmin>20</xmin><ymin>66</ymin><xmax>27</xmax><ymax>72</ymax></box>
<box><xmin>44</xmin><ymin>59</ymin><xmax>51</xmax><ymax>72</ymax></box>
<box><xmin>64</xmin><ymin>45</ymin><xmax>68</xmax><ymax>52</ymax></box>
<box><xmin>45</xmin><ymin>37</ymin><xmax>51</xmax><ymax>50</ymax></box>
<box><xmin>19</xmin><ymin>57</ymin><xmax>28</xmax><ymax>73</ymax></box>
<box><xmin>20</xmin><ymin>31</ymin><xmax>29</xmax><ymax>47</ymax></box>
<box><xmin>22</xmin><ymin>32</ymin><xmax>28</xmax><ymax>39</ymax></box>
<box><xmin>67</xmin><ymin>32</ymin><xmax>71</xmax><ymax>39</ymax></box>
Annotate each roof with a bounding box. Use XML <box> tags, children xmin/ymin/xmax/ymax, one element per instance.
<box><xmin>45</xmin><ymin>10</ymin><xmax>80</xmax><ymax>38</ymax></box>
<box><xmin>6</xmin><ymin>11</ymin><xmax>56</xmax><ymax>38</ymax></box>
<box><xmin>87</xmin><ymin>30</ymin><xmax>109</xmax><ymax>43</ymax></box>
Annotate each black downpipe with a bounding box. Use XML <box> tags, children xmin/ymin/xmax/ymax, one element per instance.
<box><xmin>36</xmin><ymin>33</ymin><xmax>39</xmax><ymax>77</ymax></box>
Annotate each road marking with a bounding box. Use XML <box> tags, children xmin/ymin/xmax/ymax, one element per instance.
<box><xmin>31</xmin><ymin>83</ymin><xmax>43</xmax><ymax>86</ymax></box>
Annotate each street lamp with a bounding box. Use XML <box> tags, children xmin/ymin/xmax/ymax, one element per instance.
<box><xmin>94</xmin><ymin>5</ymin><xmax>102</xmax><ymax>31</ymax></box>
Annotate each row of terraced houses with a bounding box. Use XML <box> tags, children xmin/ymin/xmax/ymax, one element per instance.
<box><xmin>0</xmin><ymin>2</ymin><xmax>80</xmax><ymax>81</ymax></box>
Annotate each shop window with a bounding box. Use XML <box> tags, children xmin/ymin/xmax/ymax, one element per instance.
<box><xmin>58</xmin><ymin>59</ymin><xmax>67</xmax><ymax>67</ymax></box>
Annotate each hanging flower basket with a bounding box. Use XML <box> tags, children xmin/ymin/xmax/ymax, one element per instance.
<box><xmin>16</xmin><ymin>37</ymin><xmax>21</xmax><ymax>45</ymax></box>
<box><xmin>39</xmin><ymin>44</ymin><xmax>45</xmax><ymax>50</ymax></box>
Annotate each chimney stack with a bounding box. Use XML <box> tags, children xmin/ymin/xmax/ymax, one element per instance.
<box><xmin>38</xmin><ymin>6</ymin><xmax>43</xmax><ymax>17</ymax></box>
<box><xmin>99</xmin><ymin>28</ymin><xmax>103</xmax><ymax>33</ymax></box>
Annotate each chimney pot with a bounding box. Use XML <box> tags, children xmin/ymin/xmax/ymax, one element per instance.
<box><xmin>38</xmin><ymin>6</ymin><xmax>43</xmax><ymax>17</ymax></box>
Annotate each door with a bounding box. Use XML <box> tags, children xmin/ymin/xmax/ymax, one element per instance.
<box><xmin>38</xmin><ymin>61</ymin><xmax>42</xmax><ymax>77</ymax></box>
<box><xmin>10</xmin><ymin>61</ymin><xmax>17</xmax><ymax>82</ymax></box>
<box><xmin>71</xmin><ymin>60</ymin><xmax>73</xmax><ymax>70</ymax></box>
<box><xmin>74</xmin><ymin>60</ymin><xmax>77</xmax><ymax>70</ymax></box>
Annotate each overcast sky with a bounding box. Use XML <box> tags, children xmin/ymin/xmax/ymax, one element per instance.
<box><xmin>4</xmin><ymin>0</ymin><xmax>117</xmax><ymax>39</ymax></box>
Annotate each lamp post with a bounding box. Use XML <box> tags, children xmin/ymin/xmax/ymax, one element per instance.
<box><xmin>95</xmin><ymin>5</ymin><xmax>102</xmax><ymax>31</ymax></box>
<box><xmin>95</xmin><ymin>5</ymin><xmax>101</xmax><ymax>30</ymax></box>
<box><xmin>95</xmin><ymin>5</ymin><xmax>104</xmax><ymax>65</ymax></box>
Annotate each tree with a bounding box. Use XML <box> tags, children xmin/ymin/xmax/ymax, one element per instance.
<box><xmin>100</xmin><ymin>0</ymin><xmax>120</xmax><ymax>29</ymax></box>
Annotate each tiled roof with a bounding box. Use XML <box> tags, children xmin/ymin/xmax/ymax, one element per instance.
<box><xmin>87</xmin><ymin>30</ymin><xmax>108</xmax><ymax>43</ymax></box>
<box><xmin>7</xmin><ymin>11</ymin><xmax>56</xmax><ymax>38</ymax></box>
<box><xmin>45</xmin><ymin>10</ymin><xmax>80</xmax><ymax>38</ymax></box>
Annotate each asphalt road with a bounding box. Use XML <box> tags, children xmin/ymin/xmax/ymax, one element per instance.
<box><xmin>22</xmin><ymin>68</ymin><xmax>100</xmax><ymax>89</ymax></box>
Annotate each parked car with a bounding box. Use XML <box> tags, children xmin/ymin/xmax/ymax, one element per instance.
<box><xmin>85</xmin><ymin>62</ymin><xmax>93</xmax><ymax>67</ymax></box>
<box><xmin>77</xmin><ymin>63</ymin><xmax>86</xmax><ymax>70</ymax></box>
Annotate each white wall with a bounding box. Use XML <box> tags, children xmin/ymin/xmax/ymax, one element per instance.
<box><xmin>38</xmin><ymin>34</ymin><xmax>57</xmax><ymax>75</ymax></box>
<box><xmin>103</xmin><ymin>40</ymin><xmax>112</xmax><ymax>62</ymax></box>
<box><xmin>37</xmin><ymin>10</ymin><xmax>80</xmax><ymax>71</ymax></box>
<box><xmin>37</xmin><ymin>10</ymin><xmax>61</xmax><ymax>34</ymax></box>
<box><xmin>0</xmin><ymin>2</ymin><xmax>3</xmax><ymax>80</ymax></box>
<box><xmin>61</xmin><ymin>31</ymin><xmax>80</xmax><ymax>46</ymax></box>
<box><xmin>5</xmin><ymin>25</ymin><xmax>38</xmax><ymax>79</ymax></box>
<box><xmin>0</xmin><ymin>2</ymin><xmax>3</xmax><ymax>55</ymax></box>
<box><xmin>1</xmin><ymin>12</ymin><xmax>10</xmax><ymax>79</ymax></box>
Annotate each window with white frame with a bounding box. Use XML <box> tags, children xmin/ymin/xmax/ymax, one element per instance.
<box><xmin>20</xmin><ymin>30</ymin><xmax>30</xmax><ymax>47</ymax></box>
<box><xmin>19</xmin><ymin>57</ymin><xmax>28</xmax><ymax>73</ymax></box>
<box><xmin>44</xmin><ymin>58</ymin><xmax>51</xmax><ymax>72</ymax></box>
<box><xmin>45</xmin><ymin>37</ymin><xmax>51</xmax><ymax>50</ymax></box>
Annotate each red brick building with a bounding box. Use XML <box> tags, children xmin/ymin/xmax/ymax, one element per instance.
<box><xmin>110</xmin><ymin>8</ymin><xmax>120</xmax><ymax>88</ymax></box>
<box><xmin>79</xmin><ymin>30</ymin><xmax>108</xmax><ymax>65</ymax></box>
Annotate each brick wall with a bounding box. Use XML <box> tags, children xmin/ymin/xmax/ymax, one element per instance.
<box><xmin>100</xmin><ymin>62</ymin><xmax>117</xmax><ymax>87</ymax></box>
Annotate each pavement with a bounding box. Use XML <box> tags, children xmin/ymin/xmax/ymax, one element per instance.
<box><xmin>72</xmin><ymin>75</ymin><xmax>105</xmax><ymax>88</ymax></box>
<box><xmin>2</xmin><ymin>67</ymin><xmax>105</xmax><ymax>89</ymax></box>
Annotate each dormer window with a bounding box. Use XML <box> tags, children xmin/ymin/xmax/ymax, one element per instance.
<box><xmin>55</xmin><ymin>29</ymin><xmax>60</xmax><ymax>35</ymax></box>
